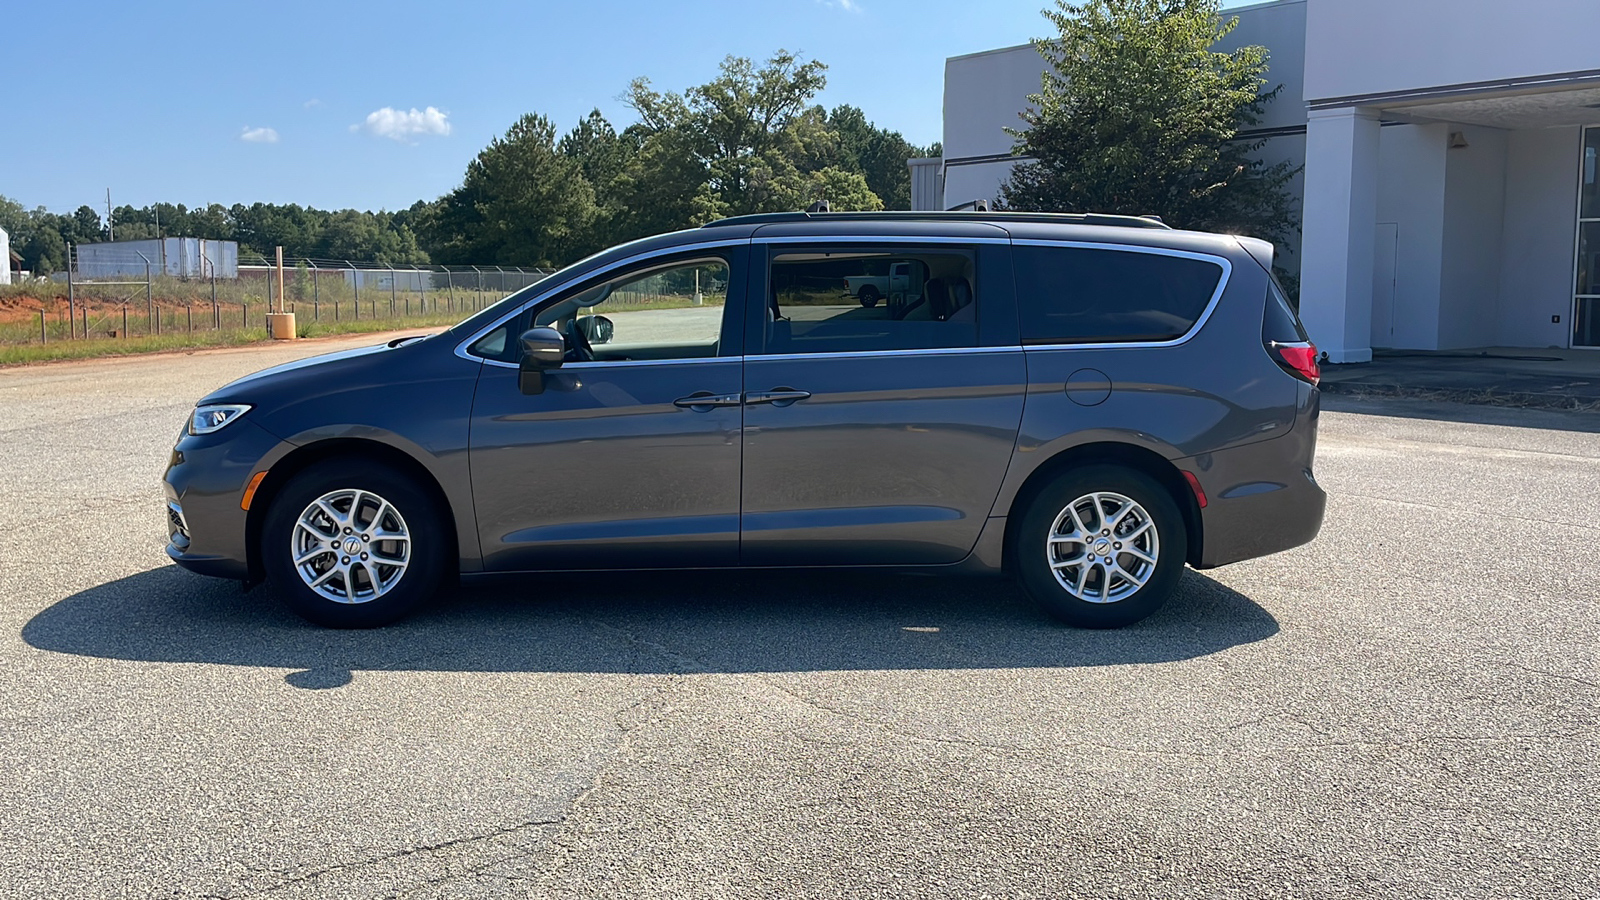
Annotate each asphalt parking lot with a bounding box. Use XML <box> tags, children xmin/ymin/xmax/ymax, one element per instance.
<box><xmin>0</xmin><ymin>334</ymin><xmax>1595</xmax><ymax>899</ymax></box>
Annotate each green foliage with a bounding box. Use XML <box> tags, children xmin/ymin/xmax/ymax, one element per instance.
<box><xmin>1001</xmin><ymin>0</ymin><xmax>1299</xmax><ymax>246</ymax></box>
<box><xmin>5</xmin><ymin>48</ymin><xmax>935</xmax><ymax>273</ymax></box>
<box><xmin>827</xmin><ymin>105</ymin><xmax>940</xmax><ymax>211</ymax></box>
<box><xmin>424</xmin><ymin>113</ymin><xmax>598</xmax><ymax>267</ymax></box>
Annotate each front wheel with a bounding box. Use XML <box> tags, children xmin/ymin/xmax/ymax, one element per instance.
<box><xmin>1014</xmin><ymin>465</ymin><xmax>1187</xmax><ymax>629</ymax></box>
<box><xmin>261</xmin><ymin>459</ymin><xmax>448</xmax><ymax>628</ymax></box>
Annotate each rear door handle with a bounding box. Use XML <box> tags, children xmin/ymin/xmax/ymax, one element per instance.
<box><xmin>673</xmin><ymin>392</ymin><xmax>742</xmax><ymax>412</ymax></box>
<box><xmin>746</xmin><ymin>389</ymin><xmax>812</xmax><ymax>408</ymax></box>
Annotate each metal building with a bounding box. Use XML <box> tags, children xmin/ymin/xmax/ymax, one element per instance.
<box><xmin>74</xmin><ymin>238</ymin><xmax>239</xmax><ymax>280</ymax></box>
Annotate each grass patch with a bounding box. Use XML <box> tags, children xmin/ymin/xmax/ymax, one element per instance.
<box><xmin>0</xmin><ymin>314</ymin><xmax>461</xmax><ymax>367</ymax></box>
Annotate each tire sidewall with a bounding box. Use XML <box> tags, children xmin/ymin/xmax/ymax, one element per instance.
<box><xmin>261</xmin><ymin>460</ymin><xmax>446</xmax><ymax>628</ymax></box>
<box><xmin>1015</xmin><ymin>465</ymin><xmax>1188</xmax><ymax>629</ymax></box>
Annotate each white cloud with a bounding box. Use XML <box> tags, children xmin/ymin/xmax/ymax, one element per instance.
<box><xmin>354</xmin><ymin>106</ymin><xmax>452</xmax><ymax>142</ymax></box>
<box><xmin>817</xmin><ymin>0</ymin><xmax>862</xmax><ymax>10</ymax></box>
<box><xmin>238</xmin><ymin>126</ymin><xmax>279</xmax><ymax>143</ymax></box>
<box><xmin>303</xmin><ymin>98</ymin><xmax>322</xmax><ymax>109</ymax></box>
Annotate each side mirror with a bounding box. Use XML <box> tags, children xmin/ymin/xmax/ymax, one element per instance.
<box><xmin>518</xmin><ymin>326</ymin><xmax>565</xmax><ymax>395</ymax></box>
<box><xmin>576</xmin><ymin>314</ymin><xmax>614</xmax><ymax>345</ymax></box>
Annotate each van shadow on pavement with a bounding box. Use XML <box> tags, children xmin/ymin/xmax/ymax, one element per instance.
<box><xmin>23</xmin><ymin>566</ymin><xmax>1279</xmax><ymax>688</ymax></box>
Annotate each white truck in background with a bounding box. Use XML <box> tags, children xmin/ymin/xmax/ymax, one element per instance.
<box><xmin>843</xmin><ymin>260</ymin><xmax>927</xmax><ymax>309</ymax></box>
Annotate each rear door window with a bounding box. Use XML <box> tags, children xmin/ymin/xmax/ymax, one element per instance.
<box><xmin>759</xmin><ymin>247</ymin><xmax>979</xmax><ymax>355</ymax></box>
<box><xmin>1013</xmin><ymin>244</ymin><xmax>1226</xmax><ymax>345</ymax></box>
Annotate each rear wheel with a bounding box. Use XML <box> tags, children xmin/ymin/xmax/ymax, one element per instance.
<box><xmin>858</xmin><ymin>286</ymin><xmax>881</xmax><ymax>308</ymax></box>
<box><xmin>261</xmin><ymin>459</ymin><xmax>448</xmax><ymax>628</ymax></box>
<box><xmin>1014</xmin><ymin>465</ymin><xmax>1187</xmax><ymax>629</ymax></box>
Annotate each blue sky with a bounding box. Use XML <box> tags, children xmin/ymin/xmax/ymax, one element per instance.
<box><xmin>2</xmin><ymin>0</ymin><xmax>1255</xmax><ymax>215</ymax></box>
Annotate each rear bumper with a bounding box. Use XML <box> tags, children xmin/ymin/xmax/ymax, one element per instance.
<box><xmin>1188</xmin><ymin>386</ymin><xmax>1325</xmax><ymax>569</ymax></box>
<box><xmin>1191</xmin><ymin>464</ymin><xmax>1326</xmax><ymax>568</ymax></box>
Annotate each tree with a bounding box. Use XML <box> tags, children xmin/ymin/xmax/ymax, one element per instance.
<box><xmin>426</xmin><ymin>113</ymin><xmax>598</xmax><ymax>266</ymax></box>
<box><xmin>827</xmin><ymin>105</ymin><xmax>936</xmax><ymax>211</ymax></box>
<box><xmin>1001</xmin><ymin>0</ymin><xmax>1299</xmax><ymax>247</ymax></box>
<box><xmin>625</xmin><ymin>51</ymin><xmax>834</xmax><ymax>219</ymax></box>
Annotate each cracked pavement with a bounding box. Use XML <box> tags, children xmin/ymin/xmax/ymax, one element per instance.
<box><xmin>0</xmin><ymin>336</ymin><xmax>1596</xmax><ymax>898</ymax></box>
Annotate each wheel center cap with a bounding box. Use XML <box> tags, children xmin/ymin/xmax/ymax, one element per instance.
<box><xmin>1093</xmin><ymin>539</ymin><xmax>1112</xmax><ymax>555</ymax></box>
<box><xmin>342</xmin><ymin>537</ymin><xmax>363</xmax><ymax>555</ymax></box>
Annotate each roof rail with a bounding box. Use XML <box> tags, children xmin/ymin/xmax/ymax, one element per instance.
<box><xmin>700</xmin><ymin>210</ymin><xmax>1173</xmax><ymax>230</ymax></box>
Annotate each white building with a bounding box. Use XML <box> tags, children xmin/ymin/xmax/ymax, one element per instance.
<box><xmin>0</xmin><ymin>226</ymin><xmax>11</xmax><ymax>286</ymax></box>
<box><xmin>74</xmin><ymin>238</ymin><xmax>238</xmax><ymax>281</ymax></box>
<box><xmin>925</xmin><ymin>0</ymin><xmax>1600</xmax><ymax>358</ymax></box>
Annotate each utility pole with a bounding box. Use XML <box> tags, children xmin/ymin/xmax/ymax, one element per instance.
<box><xmin>106</xmin><ymin>189</ymin><xmax>113</xmax><ymax>241</ymax></box>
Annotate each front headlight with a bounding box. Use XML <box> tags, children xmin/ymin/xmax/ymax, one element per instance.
<box><xmin>189</xmin><ymin>404</ymin><xmax>252</xmax><ymax>436</ymax></box>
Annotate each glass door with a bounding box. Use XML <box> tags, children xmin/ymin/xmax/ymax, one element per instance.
<box><xmin>1576</xmin><ymin>127</ymin><xmax>1600</xmax><ymax>348</ymax></box>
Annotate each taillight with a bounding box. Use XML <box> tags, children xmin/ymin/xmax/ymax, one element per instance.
<box><xmin>1269</xmin><ymin>342</ymin><xmax>1321</xmax><ymax>386</ymax></box>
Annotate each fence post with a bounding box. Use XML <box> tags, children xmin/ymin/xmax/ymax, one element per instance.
<box><xmin>66</xmin><ymin>243</ymin><xmax>75</xmax><ymax>340</ymax></box>
<box><xmin>243</xmin><ymin>302</ymin><xmax>248</xmax><ymax>328</ymax></box>
<box><xmin>137</xmin><ymin>252</ymin><xmax>154</xmax><ymax>336</ymax></box>
<box><xmin>446</xmin><ymin>270</ymin><xmax>455</xmax><ymax>312</ymax></box>
<box><xmin>390</xmin><ymin>268</ymin><xmax>397</xmax><ymax>317</ymax></box>
<box><xmin>40</xmin><ymin>309</ymin><xmax>46</xmax><ymax>344</ymax></box>
<box><xmin>123</xmin><ymin>305</ymin><xmax>127</xmax><ymax>338</ymax></box>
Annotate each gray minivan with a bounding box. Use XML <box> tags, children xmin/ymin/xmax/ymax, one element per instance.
<box><xmin>164</xmin><ymin>211</ymin><xmax>1325</xmax><ymax>629</ymax></box>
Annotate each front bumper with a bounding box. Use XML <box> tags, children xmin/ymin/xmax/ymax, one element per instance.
<box><xmin>163</xmin><ymin>418</ymin><xmax>294</xmax><ymax>580</ymax></box>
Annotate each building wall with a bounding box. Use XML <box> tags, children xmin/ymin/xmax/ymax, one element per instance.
<box><xmin>943</xmin><ymin>44</ymin><xmax>1044</xmax><ymax>165</ymax></box>
<box><xmin>1228</xmin><ymin>0</ymin><xmax>1307</xmax><ymax>131</ymax></box>
<box><xmin>0</xmin><ymin>226</ymin><xmax>10</xmax><ymax>286</ymax></box>
<box><xmin>1498</xmin><ymin>127</ymin><xmax>1581</xmax><ymax>348</ymax></box>
<box><xmin>1438</xmin><ymin>125</ymin><xmax>1509</xmax><ymax>349</ymax></box>
<box><xmin>939</xmin><ymin>1</ymin><xmax>1310</xmax><ymax>211</ymax></box>
<box><xmin>1375</xmin><ymin>123</ymin><xmax>1448</xmax><ymax>349</ymax></box>
<box><xmin>909</xmin><ymin>158</ymin><xmax>945</xmax><ymax>211</ymax></box>
<box><xmin>75</xmin><ymin>238</ymin><xmax>239</xmax><ymax>280</ymax></box>
<box><xmin>1305</xmin><ymin>0</ymin><xmax>1600</xmax><ymax>102</ymax></box>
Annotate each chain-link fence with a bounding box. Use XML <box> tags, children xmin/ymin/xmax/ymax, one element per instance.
<box><xmin>0</xmin><ymin>247</ymin><xmax>553</xmax><ymax>347</ymax></box>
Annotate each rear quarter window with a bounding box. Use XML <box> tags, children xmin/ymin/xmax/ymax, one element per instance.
<box><xmin>1013</xmin><ymin>245</ymin><xmax>1226</xmax><ymax>345</ymax></box>
<box><xmin>1262</xmin><ymin>275</ymin><xmax>1310</xmax><ymax>344</ymax></box>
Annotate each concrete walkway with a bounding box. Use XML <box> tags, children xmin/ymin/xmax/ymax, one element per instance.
<box><xmin>1320</xmin><ymin>347</ymin><xmax>1600</xmax><ymax>409</ymax></box>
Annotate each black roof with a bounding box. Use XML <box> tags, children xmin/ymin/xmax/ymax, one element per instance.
<box><xmin>701</xmin><ymin>210</ymin><xmax>1172</xmax><ymax>231</ymax></box>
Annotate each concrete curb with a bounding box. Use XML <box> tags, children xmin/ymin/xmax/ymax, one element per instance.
<box><xmin>1319</xmin><ymin>380</ymin><xmax>1600</xmax><ymax>413</ymax></box>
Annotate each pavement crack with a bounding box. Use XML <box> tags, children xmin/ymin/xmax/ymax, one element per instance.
<box><xmin>1498</xmin><ymin>661</ymin><xmax>1598</xmax><ymax>689</ymax></box>
<box><xmin>233</xmin><ymin>819</ymin><xmax>560</xmax><ymax>899</ymax></box>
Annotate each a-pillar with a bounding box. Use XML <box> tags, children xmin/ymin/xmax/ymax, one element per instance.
<box><xmin>1300</xmin><ymin>106</ymin><xmax>1382</xmax><ymax>364</ymax></box>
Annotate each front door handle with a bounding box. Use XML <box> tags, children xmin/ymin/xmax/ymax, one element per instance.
<box><xmin>746</xmin><ymin>389</ymin><xmax>812</xmax><ymax>408</ymax></box>
<box><xmin>673</xmin><ymin>391</ymin><xmax>742</xmax><ymax>412</ymax></box>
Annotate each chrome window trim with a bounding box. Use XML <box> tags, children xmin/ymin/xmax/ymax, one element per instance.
<box><xmin>749</xmin><ymin>345</ymin><xmax>1021</xmax><ymax>363</ymax></box>
<box><xmin>479</xmin><ymin>355</ymin><xmax>731</xmax><ymax>371</ymax></box>
<box><xmin>461</xmin><ymin>234</ymin><xmax>1236</xmax><ymax>364</ymax></box>
<box><xmin>1010</xmin><ymin>239</ymin><xmax>1234</xmax><ymax>351</ymax></box>
<box><xmin>479</xmin><ymin>346</ymin><xmax>1021</xmax><ymax>371</ymax></box>
<box><xmin>453</xmin><ymin>238</ymin><xmax>751</xmax><ymax>364</ymax></box>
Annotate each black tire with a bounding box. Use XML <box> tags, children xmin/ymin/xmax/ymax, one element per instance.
<box><xmin>858</xmin><ymin>286</ymin><xmax>881</xmax><ymax>308</ymax></box>
<box><xmin>1013</xmin><ymin>465</ymin><xmax>1187</xmax><ymax>629</ymax></box>
<box><xmin>261</xmin><ymin>458</ymin><xmax>449</xmax><ymax>628</ymax></box>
